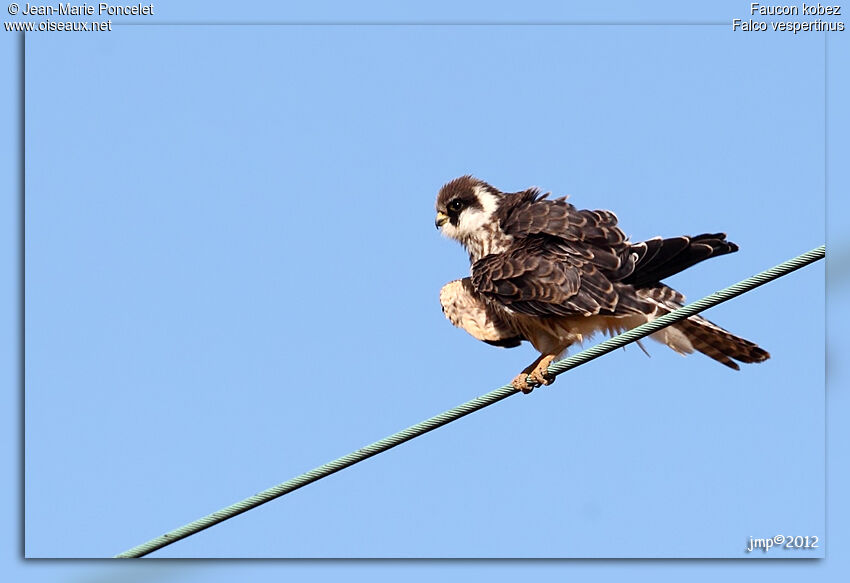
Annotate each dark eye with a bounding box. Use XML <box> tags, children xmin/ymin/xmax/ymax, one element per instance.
<box><xmin>448</xmin><ymin>199</ymin><xmax>464</xmax><ymax>213</ymax></box>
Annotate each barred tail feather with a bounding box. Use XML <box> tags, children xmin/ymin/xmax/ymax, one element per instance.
<box><xmin>637</xmin><ymin>285</ymin><xmax>770</xmax><ymax>369</ymax></box>
<box><xmin>673</xmin><ymin>316</ymin><xmax>770</xmax><ymax>370</ymax></box>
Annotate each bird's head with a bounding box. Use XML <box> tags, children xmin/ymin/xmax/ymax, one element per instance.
<box><xmin>435</xmin><ymin>175</ymin><xmax>502</xmax><ymax>248</ymax></box>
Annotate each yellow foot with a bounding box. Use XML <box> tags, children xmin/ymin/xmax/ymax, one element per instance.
<box><xmin>511</xmin><ymin>355</ymin><xmax>557</xmax><ymax>394</ymax></box>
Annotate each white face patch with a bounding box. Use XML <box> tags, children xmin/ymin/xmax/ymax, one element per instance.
<box><xmin>439</xmin><ymin>186</ymin><xmax>513</xmax><ymax>261</ymax></box>
<box><xmin>439</xmin><ymin>221</ymin><xmax>462</xmax><ymax>242</ymax></box>
<box><xmin>454</xmin><ymin>187</ymin><xmax>498</xmax><ymax>239</ymax></box>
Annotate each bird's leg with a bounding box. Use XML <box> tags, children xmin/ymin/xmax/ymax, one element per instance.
<box><xmin>511</xmin><ymin>354</ymin><xmax>557</xmax><ymax>394</ymax></box>
<box><xmin>529</xmin><ymin>354</ymin><xmax>557</xmax><ymax>387</ymax></box>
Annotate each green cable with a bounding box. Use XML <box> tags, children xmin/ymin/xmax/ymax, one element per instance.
<box><xmin>116</xmin><ymin>245</ymin><xmax>824</xmax><ymax>558</ymax></box>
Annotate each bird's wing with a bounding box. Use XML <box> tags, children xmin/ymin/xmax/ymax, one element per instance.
<box><xmin>624</xmin><ymin>233</ymin><xmax>739</xmax><ymax>288</ymax></box>
<box><xmin>497</xmin><ymin>189</ymin><xmax>627</xmax><ymax>246</ymax></box>
<box><xmin>471</xmin><ymin>237</ymin><xmax>650</xmax><ymax>318</ymax></box>
<box><xmin>439</xmin><ymin>278</ymin><xmax>523</xmax><ymax>347</ymax></box>
<box><xmin>478</xmin><ymin>189</ymin><xmax>744</xmax><ymax>319</ymax></box>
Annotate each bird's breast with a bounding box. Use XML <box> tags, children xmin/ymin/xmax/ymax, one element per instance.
<box><xmin>463</xmin><ymin>226</ymin><xmax>514</xmax><ymax>263</ymax></box>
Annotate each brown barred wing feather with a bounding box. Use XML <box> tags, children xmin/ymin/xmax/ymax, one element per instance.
<box><xmin>625</xmin><ymin>233</ymin><xmax>739</xmax><ymax>288</ymax></box>
<box><xmin>471</xmin><ymin>237</ymin><xmax>627</xmax><ymax>318</ymax></box>
<box><xmin>497</xmin><ymin>189</ymin><xmax>627</xmax><ymax>246</ymax></box>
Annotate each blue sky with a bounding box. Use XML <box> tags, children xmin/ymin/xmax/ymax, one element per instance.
<box><xmin>2</xmin><ymin>0</ymin><xmax>847</xmax><ymax>580</ymax></box>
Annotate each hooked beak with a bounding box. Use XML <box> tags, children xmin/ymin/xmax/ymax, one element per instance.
<box><xmin>435</xmin><ymin>211</ymin><xmax>449</xmax><ymax>229</ymax></box>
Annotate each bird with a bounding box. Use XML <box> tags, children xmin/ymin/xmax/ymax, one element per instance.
<box><xmin>435</xmin><ymin>175</ymin><xmax>770</xmax><ymax>393</ymax></box>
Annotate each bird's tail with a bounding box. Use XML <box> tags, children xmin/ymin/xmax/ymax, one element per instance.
<box><xmin>670</xmin><ymin>315</ymin><xmax>770</xmax><ymax>370</ymax></box>
<box><xmin>637</xmin><ymin>286</ymin><xmax>770</xmax><ymax>370</ymax></box>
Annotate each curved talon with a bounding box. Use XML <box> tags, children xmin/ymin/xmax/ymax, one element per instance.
<box><xmin>512</xmin><ymin>354</ymin><xmax>557</xmax><ymax>394</ymax></box>
<box><xmin>530</xmin><ymin>370</ymin><xmax>554</xmax><ymax>387</ymax></box>
<box><xmin>512</xmin><ymin>374</ymin><xmax>535</xmax><ymax>394</ymax></box>
<box><xmin>529</xmin><ymin>355</ymin><xmax>556</xmax><ymax>387</ymax></box>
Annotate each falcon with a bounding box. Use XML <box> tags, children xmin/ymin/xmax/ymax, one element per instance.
<box><xmin>435</xmin><ymin>175</ymin><xmax>769</xmax><ymax>393</ymax></box>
